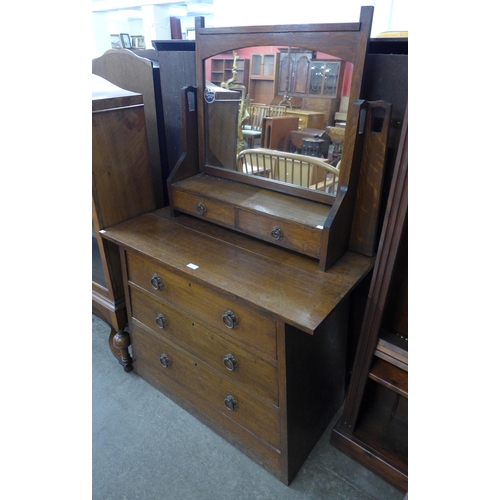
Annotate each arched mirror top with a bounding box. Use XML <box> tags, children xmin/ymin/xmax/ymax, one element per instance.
<box><xmin>194</xmin><ymin>7</ymin><xmax>374</xmax><ymax>204</ymax></box>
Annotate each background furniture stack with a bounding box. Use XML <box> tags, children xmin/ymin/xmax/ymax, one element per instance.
<box><xmin>92</xmin><ymin>74</ymin><xmax>156</xmax><ymax>371</ymax></box>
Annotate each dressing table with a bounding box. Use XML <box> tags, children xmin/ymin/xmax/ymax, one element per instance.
<box><xmin>99</xmin><ymin>6</ymin><xmax>391</xmax><ymax>484</ymax></box>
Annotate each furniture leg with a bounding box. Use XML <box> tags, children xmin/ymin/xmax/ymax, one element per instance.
<box><xmin>110</xmin><ymin>328</ymin><xmax>133</xmax><ymax>372</ymax></box>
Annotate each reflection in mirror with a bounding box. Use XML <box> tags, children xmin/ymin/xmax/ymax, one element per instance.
<box><xmin>204</xmin><ymin>46</ymin><xmax>352</xmax><ymax>195</ymax></box>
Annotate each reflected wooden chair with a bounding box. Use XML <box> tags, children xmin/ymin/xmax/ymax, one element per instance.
<box><xmin>242</xmin><ymin>104</ymin><xmax>270</xmax><ymax>148</ymax></box>
<box><xmin>237</xmin><ymin>148</ymin><xmax>340</xmax><ymax>195</ymax></box>
<box><xmin>268</xmin><ymin>105</ymin><xmax>286</xmax><ymax>117</ymax></box>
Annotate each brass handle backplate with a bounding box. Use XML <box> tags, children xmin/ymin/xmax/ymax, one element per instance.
<box><xmin>150</xmin><ymin>273</ymin><xmax>164</xmax><ymax>290</ymax></box>
<box><xmin>155</xmin><ymin>313</ymin><xmax>168</xmax><ymax>329</ymax></box>
<box><xmin>224</xmin><ymin>395</ymin><xmax>238</xmax><ymax>411</ymax></box>
<box><xmin>159</xmin><ymin>354</ymin><xmax>172</xmax><ymax>368</ymax></box>
<box><xmin>223</xmin><ymin>354</ymin><xmax>238</xmax><ymax>371</ymax></box>
<box><xmin>271</xmin><ymin>226</ymin><xmax>283</xmax><ymax>240</ymax></box>
<box><xmin>196</xmin><ymin>202</ymin><xmax>207</xmax><ymax>215</ymax></box>
<box><xmin>222</xmin><ymin>310</ymin><xmax>237</xmax><ymax>329</ymax></box>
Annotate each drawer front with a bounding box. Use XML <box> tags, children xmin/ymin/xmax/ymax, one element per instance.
<box><xmin>129</xmin><ymin>286</ymin><xmax>279</xmax><ymax>405</ymax></box>
<box><xmin>236</xmin><ymin>209</ymin><xmax>322</xmax><ymax>259</ymax></box>
<box><xmin>131</xmin><ymin>324</ymin><xmax>280</xmax><ymax>449</ymax></box>
<box><xmin>126</xmin><ymin>251</ymin><xmax>277</xmax><ymax>359</ymax></box>
<box><xmin>171</xmin><ymin>189</ymin><xmax>234</xmax><ymax>227</ymax></box>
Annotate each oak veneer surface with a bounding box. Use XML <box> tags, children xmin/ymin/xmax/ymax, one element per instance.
<box><xmin>102</xmin><ymin>208</ymin><xmax>374</xmax><ymax>334</ymax></box>
<box><xmin>173</xmin><ymin>174</ymin><xmax>331</xmax><ymax>226</ymax></box>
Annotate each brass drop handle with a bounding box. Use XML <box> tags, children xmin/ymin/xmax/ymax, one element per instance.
<box><xmin>150</xmin><ymin>273</ymin><xmax>164</xmax><ymax>290</ymax></box>
<box><xmin>159</xmin><ymin>354</ymin><xmax>172</xmax><ymax>368</ymax></box>
<box><xmin>196</xmin><ymin>202</ymin><xmax>207</xmax><ymax>215</ymax></box>
<box><xmin>223</xmin><ymin>354</ymin><xmax>238</xmax><ymax>371</ymax></box>
<box><xmin>271</xmin><ymin>225</ymin><xmax>283</xmax><ymax>240</ymax></box>
<box><xmin>224</xmin><ymin>395</ymin><xmax>238</xmax><ymax>411</ymax></box>
<box><xmin>155</xmin><ymin>313</ymin><xmax>168</xmax><ymax>329</ymax></box>
<box><xmin>222</xmin><ymin>310</ymin><xmax>237</xmax><ymax>329</ymax></box>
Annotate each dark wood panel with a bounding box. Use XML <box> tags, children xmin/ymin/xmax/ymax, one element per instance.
<box><xmin>368</xmin><ymin>357</ymin><xmax>408</xmax><ymax>397</ymax></box>
<box><xmin>286</xmin><ymin>299</ymin><xmax>349</xmax><ymax>482</ymax></box>
<box><xmin>154</xmin><ymin>41</ymin><xmax>197</xmax><ymax>188</ymax></box>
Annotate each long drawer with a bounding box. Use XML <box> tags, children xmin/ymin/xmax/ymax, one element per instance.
<box><xmin>126</xmin><ymin>250</ymin><xmax>277</xmax><ymax>360</ymax></box>
<box><xmin>129</xmin><ymin>285</ymin><xmax>279</xmax><ymax>406</ymax></box>
<box><xmin>130</xmin><ymin>323</ymin><xmax>281</xmax><ymax>450</ymax></box>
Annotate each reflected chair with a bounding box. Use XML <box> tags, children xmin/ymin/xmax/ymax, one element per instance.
<box><xmin>268</xmin><ymin>105</ymin><xmax>286</xmax><ymax>117</ymax></box>
<box><xmin>237</xmin><ymin>148</ymin><xmax>340</xmax><ymax>195</ymax></box>
<box><xmin>242</xmin><ymin>104</ymin><xmax>270</xmax><ymax>148</ymax></box>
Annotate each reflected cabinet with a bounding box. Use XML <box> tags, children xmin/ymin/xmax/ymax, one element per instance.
<box><xmin>249</xmin><ymin>52</ymin><xmax>279</xmax><ymax>104</ymax></box>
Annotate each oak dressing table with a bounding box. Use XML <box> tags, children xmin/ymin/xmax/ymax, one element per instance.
<box><xmin>100</xmin><ymin>6</ymin><xmax>391</xmax><ymax>484</ymax></box>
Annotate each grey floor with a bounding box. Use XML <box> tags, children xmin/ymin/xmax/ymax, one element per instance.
<box><xmin>93</xmin><ymin>314</ymin><xmax>406</xmax><ymax>500</ymax></box>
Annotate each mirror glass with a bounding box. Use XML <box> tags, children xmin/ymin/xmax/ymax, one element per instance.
<box><xmin>203</xmin><ymin>45</ymin><xmax>353</xmax><ymax>196</ymax></box>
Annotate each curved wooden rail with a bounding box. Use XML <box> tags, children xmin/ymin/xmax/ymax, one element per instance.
<box><xmin>237</xmin><ymin>148</ymin><xmax>340</xmax><ymax>194</ymax></box>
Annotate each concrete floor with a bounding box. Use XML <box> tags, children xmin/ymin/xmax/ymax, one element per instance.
<box><xmin>92</xmin><ymin>314</ymin><xmax>406</xmax><ymax>500</ymax></box>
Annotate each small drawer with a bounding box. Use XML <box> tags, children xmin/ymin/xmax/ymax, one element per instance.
<box><xmin>129</xmin><ymin>286</ymin><xmax>279</xmax><ymax>405</ymax></box>
<box><xmin>126</xmin><ymin>251</ymin><xmax>277</xmax><ymax>360</ymax></box>
<box><xmin>131</xmin><ymin>324</ymin><xmax>280</xmax><ymax>449</ymax></box>
<box><xmin>236</xmin><ymin>209</ymin><xmax>322</xmax><ymax>259</ymax></box>
<box><xmin>171</xmin><ymin>189</ymin><xmax>234</xmax><ymax>227</ymax></box>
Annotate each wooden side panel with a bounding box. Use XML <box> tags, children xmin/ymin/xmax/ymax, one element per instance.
<box><xmin>92</xmin><ymin>104</ymin><xmax>156</xmax><ymax>229</ymax></box>
<box><xmin>285</xmin><ymin>298</ymin><xmax>349</xmax><ymax>482</ymax></box>
<box><xmin>349</xmin><ymin>100</ymin><xmax>392</xmax><ymax>256</ymax></box>
<box><xmin>92</xmin><ymin>49</ymin><xmax>165</xmax><ymax>207</ymax></box>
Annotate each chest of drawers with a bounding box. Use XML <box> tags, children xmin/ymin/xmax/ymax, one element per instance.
<box><xmin>102</xmin><ymin>208</ymin><xmax>373</xmax><ymax>484</ymax></box>
<box><xmin>284</xmin><ymin>109</ymin><xmax>326</xmax><ymax>130</ymax></box>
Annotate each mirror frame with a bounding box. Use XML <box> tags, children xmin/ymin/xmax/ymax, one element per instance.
<box><xmin>194</xmin><ymin>7</ymin><xmax>373</xmax><ymax>204</ymax></box>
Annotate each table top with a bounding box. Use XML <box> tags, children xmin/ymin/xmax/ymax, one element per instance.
<box><xmin>101</xmin><ymin>208</ymin><xmax>374</xmax><ymax>334</ymax></box>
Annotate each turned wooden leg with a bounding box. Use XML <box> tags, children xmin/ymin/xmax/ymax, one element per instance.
<box><xmin>108</xmin><ymin>328</ymin><xmax>133</xmax><ymax>372</ymax></box>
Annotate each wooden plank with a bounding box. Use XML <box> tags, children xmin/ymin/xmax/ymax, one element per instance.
<box><xmin>331</xmin><ymin>416</ymin><xmax>408</xmax><ymax>492</ymax></box>
<box><xmin>368</xmin><ymin>357</ymin><xmax>408</xmax><ymax>397</ymax></box>
<box><xmin>376</xmin><ymin>332</ymin><xmax>408</xmax><ymax>368</ymax></box>
<box><xmin>374</xmin><ymin>350</ymin><xmax>408</xmax><ymax>372</ymax></box>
